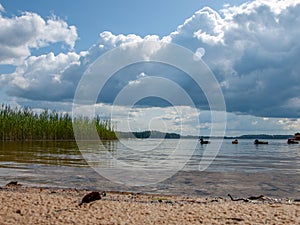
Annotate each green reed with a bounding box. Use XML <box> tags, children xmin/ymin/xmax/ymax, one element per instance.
<box><xmin>0</xmin><ymin>104</ymin><xmax>116</xmax><ymax>141</ymax></box>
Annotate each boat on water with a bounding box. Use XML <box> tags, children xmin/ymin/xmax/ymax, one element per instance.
<box><xmin>232</xmin><ymin>139</ymin><xmax>238</xmax><ymax>144</ymax></box>
<box><xmin>287</xmin><ymin>138</ymin><xmax>299</xmax><ymax>144</ymax></box>
<box><xmin>254</xmin><ymin>139</ymin><xmax>268</xmax><ymax>145</ymax></box>
<box><xmin>287</xmin><ymin>133</ymin><xmax>300</xmax><ymax>144</ymax></box>
<box><xmin>199</xmin><ymin>138</ymin><xmax>210</xmax><ymax>144</ymax></box>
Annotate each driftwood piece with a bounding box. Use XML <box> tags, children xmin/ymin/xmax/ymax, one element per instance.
<box><xmin>228</xmin><ymin>194</ymin><xmax>248</xmax><ymax>202</ymax></box>
<box><xmin>228</xmin><ymin>194</ymin><xmax>265</xmax><ymax>202</ymax></box>
<box><xmin>247</xmin><ymin>195</ymin><xmax>265</xmax><ymax>200</ymax></box>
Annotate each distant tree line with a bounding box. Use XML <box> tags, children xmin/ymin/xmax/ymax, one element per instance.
<box><xmin>0</xmin><ymin>104</ymin><xmax>116</xmax><ymax>141</ymax></box>
<box><xmin>118</xmin><ymin>130</ymin><xmax>180</xmax><ymax>139</ymax></box>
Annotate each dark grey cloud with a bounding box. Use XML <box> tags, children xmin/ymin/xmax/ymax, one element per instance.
<box><xmin>170</xmin><ymin>1</ymin><xmax>300</xmax><ymax>118</ymax></box>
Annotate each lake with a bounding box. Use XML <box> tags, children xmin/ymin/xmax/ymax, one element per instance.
<box><xmin>0</xmin><ymin>139</ymin><xmax>299</xmax><ymax>198</ymax></box>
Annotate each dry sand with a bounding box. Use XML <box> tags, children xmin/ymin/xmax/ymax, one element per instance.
<box><xmin>0</xmin><ymin>183</ymin><xmax>299</xmax><ymax>225</ymax></box>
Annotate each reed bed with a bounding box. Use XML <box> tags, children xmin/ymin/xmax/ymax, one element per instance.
<box><xmin>0</xmin><ymin>104</ymin><xmax>116</xmax><ymax>141</ymax></box>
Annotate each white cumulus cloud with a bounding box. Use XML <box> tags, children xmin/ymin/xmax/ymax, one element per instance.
<box><xmin>0</xmin><ymin>10</ymin><xmax>78</xmax><ymax>65</ymax></box>
<box><xmin>6</xmin><ymin>52</ymin><xmax>81</xmax><ymax>101</ymax></box>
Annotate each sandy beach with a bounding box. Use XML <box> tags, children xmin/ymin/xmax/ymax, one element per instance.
<box><xmin>0</xmin><ymin>183</ymin><xmax>299</xmax><ymax>225</ymax></box>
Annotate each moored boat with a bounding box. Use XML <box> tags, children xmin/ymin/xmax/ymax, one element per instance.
<box><xmin>199</xmin><ymin>138</ymin><xmax>210</xmax><ymax>144</ymax></box>
<box><xmin>287</xmin><ymin>138</ymin><xmax>299</xmax><ymax>144</ymax></box>
<box><xmin>232</xmin><ymin>139</ymin><xmax>238</xmax><ymax>144</ymax></box>
<box><xmin>286</xmin><ymin>133</ymin><xmax>300</xmax><ymax>144</ymax></box>
<box><xmin>254</xmin><ymin>139</ymin><xmax>268</xmax><ymax>145</ymax></box>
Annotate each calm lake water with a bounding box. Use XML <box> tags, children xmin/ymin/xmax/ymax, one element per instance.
<box><xmin>0</xmin><ymin>139</ymin><xmax>299</xmax><ymax>198</ymax></box>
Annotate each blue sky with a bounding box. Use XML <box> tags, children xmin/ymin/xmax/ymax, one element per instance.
<box><xmin>1</xmin><ymin>0</ymin><xmax>300</xmax><ymax>136</ymax></box>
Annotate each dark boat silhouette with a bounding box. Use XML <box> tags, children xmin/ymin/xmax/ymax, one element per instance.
<box><xmin>287</xmin><ymin>133</ymin><xmax>300</xmax><ymax>144</ymax></box>
<box><xmin>287</xmin><ymin>138</ymin><xmax>299</xmax><ymax>144</ymax></box>
<box><xmin>232</xmin><ymin>139</ymin><xmax>238</xmax><ymax>144</ymax></box>
<box><xmin>254</xmin><ymin>139</ymin><xmax>268</xmax><ymax>144</ymax></box>
<box><xmin>199</xmin><ymin>138</ymin><xmax>210</xmax><ymax>144</ymax></box>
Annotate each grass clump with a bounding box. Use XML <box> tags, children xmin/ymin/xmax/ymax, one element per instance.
<box><xmin>0</xmin><ymin>104</ymin><xmax>116</xmax><ymax>141</ymax></box>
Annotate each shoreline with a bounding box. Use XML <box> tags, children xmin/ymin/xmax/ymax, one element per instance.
<box><xmin>0</xmin><ymin>183</ymin><xmax>299</xmax><ymax>224</ymax></box>
<box><xmin>1</xmin><ymin>168</ymin><xmax>299</xmax><ymax>199</ymax></box>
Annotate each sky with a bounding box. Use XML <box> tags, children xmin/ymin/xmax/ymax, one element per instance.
<box><xmin>1</xmin><ymin>0</ymin><xmax>300</xmax><ymax>136</ymax></box>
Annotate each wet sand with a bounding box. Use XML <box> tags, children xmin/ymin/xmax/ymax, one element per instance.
<box><xmin>0</xmin><ymin>184</ymin><xmax>299</xmax><ymax>225</ymax></box>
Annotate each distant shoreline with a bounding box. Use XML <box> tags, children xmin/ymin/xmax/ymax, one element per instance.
<box><xmin>0</xmin><ymin>132</ymin><xmax>294</xmax><ymax>141</ymax></box>
<box><xmin>117</xmin><ymin>130</ymin><xmax>294</xmax><ymax>140</ymax></box>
